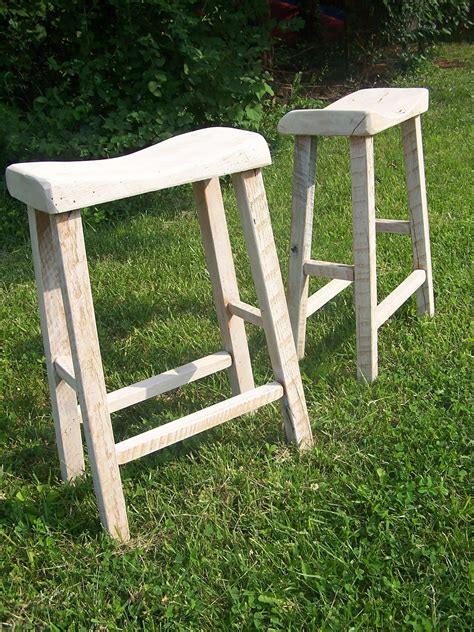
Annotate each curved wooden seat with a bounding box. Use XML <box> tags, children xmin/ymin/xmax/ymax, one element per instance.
<box><xmin>281</xmin><ymin>86</ymin><xmax>434</xmax><ymax>383</ymax></box>
<box><xmin>13</xmin><ymin>124</ymin><xmax>312</xmax><ymax>540</ymax></box>
<box><xmin>6</xmin><ymin>127</ymin><xmax>271</xmax><ymax>214</ymax></box>
<box><xmin>278</xmin><ymin>88</ymin><xmax>429</xmax><ymax>137</ymax></box>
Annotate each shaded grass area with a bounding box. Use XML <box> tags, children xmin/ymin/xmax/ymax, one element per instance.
<box><xmin>0</xmin><ymin>43</ymin><xmax>472</xmax><ymax>629</ymax></box>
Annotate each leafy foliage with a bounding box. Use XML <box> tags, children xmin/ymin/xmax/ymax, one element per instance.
<box><xmin>381</xmin><ymin>0</ymin><xmax>471</xmax><ymax>57</ymax></box>
<box><xmin>1</xmin><ymin>1</ymin><xmax>470</xmax><ymax>166</ymax></box>
<box><xmin>0</xmin><ymin>1</ymin><xmax>273</xmax><ymax>161</ymax></box>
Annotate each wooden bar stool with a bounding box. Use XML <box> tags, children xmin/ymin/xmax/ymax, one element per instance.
<box><xmin>6</xmin><ymin>127</ymin><xmax>313</xmax><ymax>541</ymax></box>
<box><xmin>279</xmin><ymin>88</ymin><xmax>435</xmax><ymax>382</ymax></box>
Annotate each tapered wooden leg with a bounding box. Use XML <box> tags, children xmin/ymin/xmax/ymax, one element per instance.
<box><xmin>287</xmin><ymin>136</ymin><xmax>317</xmax><ymax>359</ymax></box>
<box><xmin>232</xmin><ymin>169</ymin><xmax>313</xmax><ymax>448</ymax></box>
<box><xmin>28</xmin><ymin>207</ymin><xmax>85</xmax><ymax>481</ymax></box>
<box><xmin>401</xmin><ymin>116</ymin><xmax>435</xmax><ymax>316</ymax></box>
<box><xmin>350</xmin><ymin>137</ymin><xmax>378</xmax><ymax>383</ymax></box>
<box><xmin>193</xmin><ymin>178</ymin><xmax>255</xmax><ymax>395</ymax></box>
<box><xmin>50</xmin><ymin>210</ymin><xmax>129</xmax><ymax>541</ymax></box>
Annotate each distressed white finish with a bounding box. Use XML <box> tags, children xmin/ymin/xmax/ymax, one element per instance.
<box><xmin>116</xmin><ymin>382</ymin><xmax>284</xmax><ymax>465</ymax></box>
<box><xmin>12</xmin><ymin>128</ymin><xmax>312</xmax><ymax>540</ymax></box>
<box><xmin>304</xmin><ymin>259</ymin><xmax>355</xmax><ymax>282</ymax></box>
<box><xmin>107</xmin><ymin>352</ymin><xmax>232</xmax><ymax>414</ymax></box>
<box><xmin>50</xmin><ymin>210</ymin><xmax>129</xmax><ymax>541</ymax></box>
<box><xmin>306</xmin><ymin>280</ymin><xmax>352</xmax><ymax>318</ymax></box>
<box><xmin>227</xmin><ymin>300</ymin><xmax>263</xmax><ymax>328</ymax></box>
<box><xmin>54</xmin><ymin>356</ymin><xmax>77</xmax><ymax>391</ymax></box>
<box><xmin>278</xmin><ymin>88</ymin><xmax>429</xmax><ymax>137</ymax></box>
<box><xmin>351</xmin><ymin>136</ymin><xmax>378</xmax><ymax>382</ymax></box>
<box><xmin>28</xmin><ymin>208</ymin><xmax>84</xmax><ymax>480</ymax></box>
<box><xmin>287</xmin><ymin>136</ymin><xmax>317</xmax><ymax>358</ymax></box>
<box><xmin>55</xmin><ymin>352</ymin><xmax>232</xmax><ymax>415</ymax></box>
<box><xmin>402</xmin><ymin>116</ymin><xmax>435</xmax><ymax>315</ymax></box>
<box><xmin>376</xmin><ymin>219</ymin><xmax>411</xmax><ymax>235</ymax></box>
<box><xmin>233</xmin><ymin>169</ymin><xmax>313</xmax><ymax>448</ymax></box>
<box><xmin>6</xmin><ymin>128</ymin><xmax>271</xmax><ymax>214</ymax></box>
<box><xmin>376</xmin><ymin>270</ymin><xmax>426</xmax><ymax>329</ymax></box>
<box><xmin>193</xmin><ymin>177</ymin><xmax>255</xmax><ymax>395</ymax></box>
<box><xmin>281</xmin><ymin>88</ymin><xmax>434</xmax><ymax>382</ymax></box>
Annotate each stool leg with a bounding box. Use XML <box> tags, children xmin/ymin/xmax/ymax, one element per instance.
<box><xmin>350</xmin><ymin>137</ymin><xmax>378</xmax><ymax>383</ymax></box>
<box><xmin>193</xmin><ymin>178</ymin><xmax>255</xmax><ymax>395</ymax></box>
<box><xmin>401</xmin><ymin>116</ymin><xmax>435</xmax><ymax>316</ymax></box>
<box><xmin>50</xmin><ymin>210</ymin><xmax>129</xmax><ymax>541</ymax></box>
<box><xmin>287</xmin><ymin>136</ymin><xmax>317</xmax><ymax>359</ymax></box>
<box><xmin>28</xmin><ymin>207</ymin><xmax>85</xmax><ymax>481</ymax></box>
<box><xmin>232</xmin><ymin>169</ymin><xmax>313</xmax><ymax>448</ymax></box>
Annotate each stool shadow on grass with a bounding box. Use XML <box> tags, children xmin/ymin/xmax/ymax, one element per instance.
<box><xmin>3</xmin><ymin>290</ymin><xmax>282</xmax><ymax>480</ymax></box>
<box><xmin>298</xmin><ymin>290</ymin><xmax>356</xmax><ymax>384</ymax></box>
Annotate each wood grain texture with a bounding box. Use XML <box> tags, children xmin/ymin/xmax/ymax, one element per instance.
<box><xmin>233</xmin><ymin>169</ymin><xmax>313</xmax><ymax>449</ymax></box>
<box><xmin>306</xmin><ymin>280</ymin><xmax>352</xmax><ymax>317</ymax></box>
<box><xmin>304</xmin><ymin>259</ymin><xmax>355</xmax><ymax>281</ymax></box>
<box><xmin>350</xmin><ymin>137</ymin><xmax>378</xmax><ymax>382</ymax></box>
<box><xmin>7</xmin><ymin>128</ymin><xmax>271</xmax><ymax>214</ymax></box>
<box><xmin>28</xmin><ymin>207</ymin><xmax>84</xmax><ymax>481</ymax></box>
<box><xmin>50</xmin><ymin>210</ymin><xmax>129</xmax><ymax>541</ymax></box>
<box><xmin>227</xmin><ymin>300</ymin><xmax>263</xmax><ymax>328</ymax></box>
<box><xmin>375</xmin><ymin>219</ymin><xmax>411</xmax><ymax>235</ymax></box>
<box><xmin>278</xmin><ymin>88</ymin><xmax>429</xmax><ymax>137</ymax></box>
<box><xmin>402</xmin><ymin>116</ymin><xmax>435</xmax><ymax>316</ymax></box>
<box><xmin>54</xmin><ymin>356</ymin><xmax>77</xmax><ymax>391</ymax></box>
<box><xmin>287</xmin><ymin>136</ymin><xmax>317</xmax><ymax>359</ymax></box>
<box><xmin>193</xmin><ymin>178</ymin><xmax>255</xmax><ymax>395</ymax></box>
<box><xmin>107</xmin><ymin>351</ymin><xmax>232</xmax><ymax>414</ymax></box>
<box><xmin>115</xmin><ymin>382</ymin><xmax>284</xmax><ymax>465</ymax></box>
<box><xmin>376</xmin><ymin>270</ymin><xmax>426</xmax><ymax>329</ymax></box>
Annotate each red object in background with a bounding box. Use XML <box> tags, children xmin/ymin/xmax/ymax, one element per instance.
<box><xmin>320</xmin><ymin>13</ymin><xmax>344</xmax><ymax>40</ymax></box>
<box><xmin>269</xmin><ymin>1</ymin><xmax>300</xmax><ymax>40</ymax></box>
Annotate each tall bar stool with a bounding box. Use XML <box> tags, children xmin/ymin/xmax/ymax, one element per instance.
<box><xmin>279</xmin><ymin>88</ymin><xmax>435</xmax><ymax>382</ymax></box>
<box><xmin>6</xmin><ymin>127</ymin><xmax>313</xmax><ymax>541</ymax></box>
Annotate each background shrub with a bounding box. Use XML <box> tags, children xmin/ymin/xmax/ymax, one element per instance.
<box><xmin>0</xmin><ymin>0</ymin><xmax>273</xmax><ymax>162</ymax></box>
<box><xmin>380</xmin><ymin>0</ymin><xmax>471</xmax><ymax>58</ymax></box>
<box><xmin>0</xmin><ymin>0</ymin><xmax>470</xmax><ymax>168</ymax></box>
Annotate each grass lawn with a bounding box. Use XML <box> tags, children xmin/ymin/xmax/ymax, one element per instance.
<box><xmin>0</xmin><ymin>43</ymin><xmax>472</xmax><ymax>630</ymax></box>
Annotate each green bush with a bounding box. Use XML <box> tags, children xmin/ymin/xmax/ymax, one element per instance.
<box><xmin>0</xmin><ymin>1</ymin><xmax>273</xmax><ymax>162</ymax></box>
<box><xmin>381</xmin><ymin>0</ymin><xmax>471</xmax><ymax>58</ymax></box>
<box><xmin>1</xmin><ymin>0</ymin><xmax>469</xmax><ymax>167</ymax></box>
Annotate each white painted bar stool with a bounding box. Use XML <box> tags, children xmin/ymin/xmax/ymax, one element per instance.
<box><xmin>279</xmin><ymin>88</ymin><xmax>435</xmax><ymax>382</ymax></box>
<box><xmin>6</xmin><ymin>127</ymin><xmax>313</xmax><ymax>541</ymax></box>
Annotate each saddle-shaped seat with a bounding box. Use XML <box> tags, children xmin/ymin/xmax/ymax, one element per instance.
<box><xmin>278</xmin><ymin>88</ymin><xmax>429</xmax><ymax>137</ymax></box>
<box><xmin>279</xmin><ymin>87</ymin><xmax>434</xmax><ymax>382</ymax></box>
<box><xmin>6</xmin><ymin>127</ymin><xmax>271</xmax><ymax>213</ymax></box>
<box><xmin>6</xmin><ymin>125</ymin><xmax>312</xmax><ymax>540</ymax></box>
